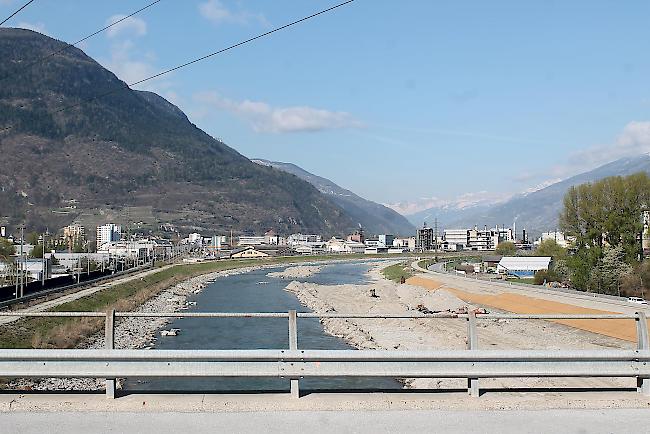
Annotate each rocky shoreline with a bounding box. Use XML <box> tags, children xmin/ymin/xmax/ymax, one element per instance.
<box><xmin>9</xmin><ymin>264</ymin><xmax>281</xmax><ymax>392</ymax></box>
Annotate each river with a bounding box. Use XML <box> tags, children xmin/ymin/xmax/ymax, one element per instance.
<box><xmin>125</xmin><ymin>261</ymin><xmax>402</xmax><ymax>393</ymax></box>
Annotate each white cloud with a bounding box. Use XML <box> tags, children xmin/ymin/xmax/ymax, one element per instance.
<box><xmin>102</xmin><ymin>40</ymin><xmax>155</xmax><ymax>83</ymax></box>
<box><xmin>99</xmin><ymin>40</ymin><xmax>175</xmax><ymax>95</ymax></box>
<box><xmin>105</xmin><ymin>14</ymin><xmax>147</xmax><ymax>39</ymax></box>
<box><xmin>198</xmin><ymin>0</ymin><xmax>269</xmax><ymax>26</ymax></box>
<box><xmin>194</xmin><ymin>91</ymin><xmax>363</xmax><ymax>133</ymax></box>
<box><xmin>16</xmin><ymin>21</ymin><xmax>46</xmax><ymax>34</ymax></box>
<box><xmin>568</xmin><ymin>121</ymin><xmax>650</xmax><ymax>169</ymax></box>
<box><xmin>516</xmin><ymin>121</ymin><xmax>650</xmax><ymax>184</ymax></box>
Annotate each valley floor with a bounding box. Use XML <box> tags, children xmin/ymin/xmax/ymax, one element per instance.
<box><xmin>284</xmin><ymin>262</ymin><xmax>636</xmax><ymax>391</ymax></box>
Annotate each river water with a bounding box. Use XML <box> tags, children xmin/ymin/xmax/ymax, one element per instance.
<box><xmin>125</xmin><ymin>261</ymin><xmax>402</xmax><ymax>393</ymax></box>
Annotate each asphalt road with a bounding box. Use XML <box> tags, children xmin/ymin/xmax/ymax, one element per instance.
<box><xmin>1</xmin><ymin>409</ymin><xmax>648</xmax><ymax>433</ymax></box>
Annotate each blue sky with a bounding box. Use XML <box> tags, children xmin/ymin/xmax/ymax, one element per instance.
<box><xmin>2</xmin><ymin>0</ymin><xmax>650</xmax><ymax>214</ymax></box>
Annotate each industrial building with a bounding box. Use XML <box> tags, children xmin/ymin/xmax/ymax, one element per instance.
<box><xmin>416</xmin><ymin>225</ymin><xmax>435</xmax><ymax>252</ymax></box>
<box><xmin>497</xmin><ymin>256</ymin><xmax>551</xmax><ymax>277</ymax></box>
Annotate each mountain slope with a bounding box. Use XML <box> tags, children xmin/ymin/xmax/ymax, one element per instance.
<box><xmin>253</xmin><ymin>159</ymin><xmax>415</xmax><ymax>235</ymax></box>
<box><xmin>0</xmin><ymin>28</ymin><xmax>354</xmax><ymax>236</ymax></box>
<box><xmin>412</xmin><ymin>154</ymin><xmax>650</xmax><ymax>235</ymax></box>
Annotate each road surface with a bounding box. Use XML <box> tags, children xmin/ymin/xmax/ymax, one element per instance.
<box><xmin>1</xmin><ymin>409</ymin><xmax>648</xmax><ymax>433</ymax></box>
<box><xmin>409</xmin><ymin>260</ymin><xmax>649</xmax><ymax>342</ymax></box>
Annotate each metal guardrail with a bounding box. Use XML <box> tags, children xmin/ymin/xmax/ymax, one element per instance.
<box><xmin>0</xmin><ymin>310</ymin><xmax>648</xmax><ymax>399</ymax></box>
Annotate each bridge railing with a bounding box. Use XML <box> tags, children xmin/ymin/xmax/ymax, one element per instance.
<box><xmin>0</xmin><ymin>310</ymin><xmax>647</xmax><ymax>399</ymax></box>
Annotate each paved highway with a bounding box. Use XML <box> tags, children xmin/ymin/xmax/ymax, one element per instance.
<box><xmin>1</xmin><ymin>409</ymin><xmax>648</xmax><ymax>433</ymax></box>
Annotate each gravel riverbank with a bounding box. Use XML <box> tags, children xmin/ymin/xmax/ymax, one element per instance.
<box><xmin>284</xmin><ymin>263</ymin><xmax>636</xmax><ymax>391</ymax></box>
<box><xmin>8</xmin><ymin>264</ymin><xmax>280</xmax><ymax>392</ymax></box>
<box><xmin>267</xmin><ymin>265</ymin><xmax>323</xmax><ymax>279</ymax></box>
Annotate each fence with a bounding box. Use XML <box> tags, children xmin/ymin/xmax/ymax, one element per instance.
<box><xmin>0</xmin><ymin>310</ymin><xmax>648</xmax><ymax>399</ymax></box>
<box><xmin>0</xmin><ymin>262</ymin><xmax>153</xmax><ymax>308</ymax></box>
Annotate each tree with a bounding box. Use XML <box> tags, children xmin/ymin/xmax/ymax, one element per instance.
<box><xmin>27</xmin><ymin>231</ymin><xmax>39</xmax><ymax>246</ymax></box>
<box><xmin>638</xmin><ymin>260</ymin><xmax>650</xmax><ymax>294</ymax></box>
<box><xmin>495</xmin><ymin>241</ymin><xmax>516</xmax><ymax>256</ymax></box>
<box><xmin>31</xmin><ymin>244</ymin><xmax>44</xmax><ymax>258</ymax></box>
<box><xmin>535</xmin><ymin>239</ymin><xmax>567</xmax><ymax>260</ymax></box>
<box><xmin>0</xmin><ymin>237</ymin><xmax>15</xmax><ymax>261</ymax></box>
<box><xmin>534</xmin><ymin>269</ymin><xmax>563</xmax><ymax>285</ymax></box>
<box><xmin>599</xmin><ymin>246</ymin><xmax>632</xmax><ymax>295</ymax></box>
<box><xmin>560</xmin><ymin>172</ymin><xmax>650</xmax><ymax>291</ymax></box>
<box><xmin>620</xmin><ymin>272</ymin><xmax>643</xmax><ymax>297</ymax></box>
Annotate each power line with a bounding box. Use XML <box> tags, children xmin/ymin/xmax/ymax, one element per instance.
<box><xmin>57</xmin><ymin>0</ymin><xmax>355</xmax><ymax>114</ymax></box>
<box><xmin>0</xmin><ymin>0</ymin><xmax>164</xmax><ymax>84</ymax></box>
<box><xmin>1</xmin><ymin>0</ymin><xmax>355</xmax><ymax>131</ymax></box>
<box><xmin>0</xmin><ymin>0</ymin><xmax>36</xmax><ymax>26</ymax></box>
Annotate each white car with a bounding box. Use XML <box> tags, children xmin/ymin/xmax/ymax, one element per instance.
<box><xmin>627</xmin><ymin>297</ymin><xmax>648</xmax><ymax>305</ymax></box>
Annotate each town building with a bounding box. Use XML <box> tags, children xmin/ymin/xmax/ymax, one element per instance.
<box><xmin>12</xmin><ymin>242</ymin><xmax>34</xmax><ymax>257</ymax></box>
<box><xmin>416</xmin><ymin>225</ymin><xmax>435</xmax><ymax>251</ymax></box>
<box><xmin>238</xmin><ymin>236</ymin><xmax>266</xmax><ymax>246</ymax></box>
<box><xmin>96</xmin><ymin>224</ymin><xmax>121</xmax><ymax>250</ymax></box>
<box><xmin>294</xmin><ymin>243</ymin><xmax>327</xmax><ymax>255</ymax></box>
<box><xmin>187</xmin><ymin>233</ymin><xmax>202</xmax><ymax>245</ymax></box>
<box><xmin>326</xmin><ymin>237</ymin><xmax>366</xmax><ymax>254</ymax></box>
<box><xmin>13</xmin><ymin>258</ymin><xmax>52</xmax><ymax>281</ymax></box>
<box><xmin>496</xmin><ymin>256</ymin><xmax>551</xmax><ymax>277</ymax></box>
<box><xmin>535</xmin><ymin>231</ymin><xmax>573</xmax><ymax>249</ymax></box>
<box><xmin>482</xmin><ymin>255</ymin><xmax>503</xmax><ymax>272</ymax></box>
<box><xmin>230</xmin><ymin>246</ymin><xmax>270</xmax><ymax>259</ymax></box>
<box><xmin>264</xmin><ymin>230</ymin><xmax>286</xmax><ymax>246</ymax></box>
<box><xmin>63</xmin><ymin>224</ymin><xmax>85</xmax><ymax>250</ymax></box>
<box><xmin>441</xmin><ymin>226</ymin><xmax>514</xmax><ymax>251</ymax></box>
<box><xmin>392</xmin><ymin>237</ymin><xmax>416</xmax><ymax>251</ymax></box>
<box><xmin>365</xmin><ymin>246</ymin><xmax>389</xmax><ymax>254</ymax></box>
<box><xmin>347</xmin><ymin>227</ymin><xmax>365</xmax><ymax>244</ymax></box>
<box><xmin>365</xmin><ymin>237</ymin><xmax>381</xmax><ymax>247</ymax></box>
<box><xmin>96</xmin><ymin>240</ymin><xmax>155</xmax><ymax>262</ymax></box>
<box><xmin>287</xmin><ymin>234</ymin><xmax>322</xmax><ymax>246</ymax></box>
<box><xmin>205</xmin><ymin>236</ymin><xmax>227</xmax><ymax>255</ymax></box>
<box><xmin>378</xmin><ymin>234</ymin><xmax>395</xmax><ymax>248</ymax></box>
<box><xmin>443</xmin><ymin>229</ymin><xmax>469</xmax><ymax>251</ymax></box>
<box><xmin>45</xmin><ymin>252</ymin><xmax>109</xmax><ymax>272</ymax></box>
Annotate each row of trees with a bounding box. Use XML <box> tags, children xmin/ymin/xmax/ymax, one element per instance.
<box><xmin>557</xmin><ymin>172</ymin><xmax>650</xmax><ymax>296</ymax></box>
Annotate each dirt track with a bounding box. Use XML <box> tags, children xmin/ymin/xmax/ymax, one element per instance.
<box><xmin>406</xmin><ymin>275</ymin><xmax>645</xmax><ymax>342</ymax></box>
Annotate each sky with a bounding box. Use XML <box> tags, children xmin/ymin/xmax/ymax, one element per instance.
<box><xmin>2</xmin><ymin>0</ymin><xmax>650</xmax><ymax>215</ymax></box>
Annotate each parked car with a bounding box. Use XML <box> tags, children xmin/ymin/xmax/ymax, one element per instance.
<box><xmin>627</xmin><ymin>297</ymin><xmax>648</xmax><ymax>305</ymax></box>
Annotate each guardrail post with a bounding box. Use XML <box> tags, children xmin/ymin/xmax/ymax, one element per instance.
<box><xmin>466</xmin><ymin>310</ymin><xmax>479</xmax><ymax>397</ymax></box>
<box><xmin>635</xmin><ymin>311</ymin><xmax>650</xmax><ymax>396</ymax></box>
<box><xmin>288</xmin><ymin>309</ymin><xmax>300</xmax><ymax>398</ymax></box>
<box><xmin>105</xmin><ymin>309</ymin><xmax>116</xmax><ymax>399</ymax></box>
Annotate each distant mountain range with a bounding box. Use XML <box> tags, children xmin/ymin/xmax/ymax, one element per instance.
<box><xmin>252</xmin><ymin>159</ymin><xmax>415</xmax><ymax>235</ymax></box>
<box><xmin>404</xmin><ymin>154</ymin><xmax>650</xmax><ymax>236</ymax></box>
